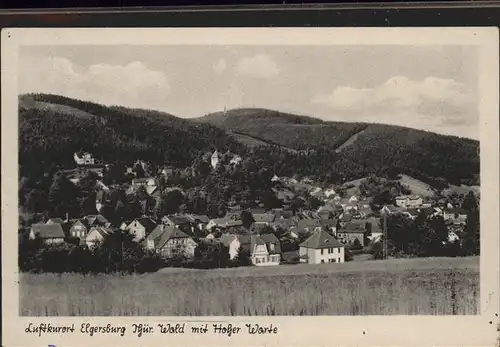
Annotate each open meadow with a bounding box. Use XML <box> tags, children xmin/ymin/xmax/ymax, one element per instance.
<box><xmin>19</xmin><ymin>257</ymin><xmax>479</xmax><ymax>316</ymax></box>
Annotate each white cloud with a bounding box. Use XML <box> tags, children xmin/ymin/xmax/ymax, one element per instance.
<box><xmin>314</xmin><ymin>76</ymin><xmax>473</xmax><ymax>113</ymax></box>
<box><xmin>19</xmin><ymin>57</ymin><xmax>170</xmax><ymax>110</ymax></box>
<box><xmin>313</xmin><ymin>76</ymin><xmax>478</xmax><ymax>139</ymax></box>
<box><xmin>234</xmin><ymin>54</ymin><xmax>280</xmax><ymax>79</ymax></box>
<box><xmin>213</xmin><ymin>59</ymin><xmax>227</xmax><ymax>73</ymax></box>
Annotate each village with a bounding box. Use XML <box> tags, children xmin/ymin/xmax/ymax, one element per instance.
<box><xmin>23</xmin><ymin>148</ymin><xmax>475</xmax><ymax>269</ymax></box>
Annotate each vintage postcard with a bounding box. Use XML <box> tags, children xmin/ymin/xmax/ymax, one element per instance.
<box><xmin>2</xmin><ymin>27</ymin><xmax>499</xmax><ymax>347</ymax></box>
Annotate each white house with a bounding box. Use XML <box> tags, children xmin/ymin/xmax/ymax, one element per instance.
<box><xmin>299</xmin><ymin>230</ymin><xmax>345</xmax><ymax>264</ymax></box>
<box><xmin>74</xmin><ymin>152</ymin><xmax>95</xmax><ymax>165</ymax></box>
<box><xmin>395</xmin><ymin>195</ymin><xmax>423</xmax><ymax>208</ymax></box>
<box><xmin>220</xmin><ymin>234</ymin><xmax>241</xmax><ymax>260</ymax></box>
<box><xmin>144</xmin><ymin>225</ymin><xmax>198</xmax><ymax>258</ymax></box>
<box><xmin>211</xmin><ymin>150</ymin><xmax>220</xmax><ymax>170</ymax></box>
<box><xmin>29</xmin><ymin>223</ymin><xmax>66</xmax><ymax>245</ymax></box>
<box><xmin>85</xmin><ymin>226</ymin><xmax>112</xmax><ymax>249</ymax></box>
<box><xmin>125</xmin><ymin>217</ymin><xmax>157</xmax><ymax>242</ymax></box>
<box><xmin>237</xmin><ymin>234</ymin><xmax>281</xmax><ymax>266</ymax></box>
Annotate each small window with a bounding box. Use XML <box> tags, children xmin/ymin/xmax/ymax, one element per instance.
<box><xmin>321</xmin><ymin>249</ymin><xmax>324</xmax><ymax>255</ymax></box>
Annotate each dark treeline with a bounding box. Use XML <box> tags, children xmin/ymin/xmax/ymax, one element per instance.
<box><xmin>369</xmin><ymin>204</ymin><xmax>480</xmax><ymax>260</ymax></box>
<box><xmin>19</xmin><ymin>229</ymin><xmax>252</xmax><ymax>274</ymax></box>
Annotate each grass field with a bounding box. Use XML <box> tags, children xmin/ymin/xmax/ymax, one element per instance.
<box><xmin>19</xmin><ymin>257</ymin><xmax>479</xmax><ymax>316</ymax></box>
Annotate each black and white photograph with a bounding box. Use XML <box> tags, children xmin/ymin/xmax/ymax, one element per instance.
<box><xmin>2</xmin><ymin>27</ymin><xmax>499</xmax><ymax>347</ymax></box>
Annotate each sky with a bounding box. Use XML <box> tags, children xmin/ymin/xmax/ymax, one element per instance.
<box><xmin>19</xmin><ymin>45</ymin><xmax>479</xmax><ymax>139</ymax></box>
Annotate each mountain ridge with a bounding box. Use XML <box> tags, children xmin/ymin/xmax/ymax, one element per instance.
<box><xmin>18</xmin><ymin>94</ymin><xmax>480</xmax><ymax>187</ymax></box>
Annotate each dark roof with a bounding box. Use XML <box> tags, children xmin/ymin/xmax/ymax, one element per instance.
<box><xmin>253</xmin><ymin>213</ymin><xmax>275</xmax><ymax>223</ymax></box>
<box><xmin>71</xmin><ymin>219</ymin><xmax>90</xmax><ymax>229</ymax></box>
<box><xmin>320</xmin><ymin>219</ymin><xmax>338</xmax><ymax>227</ymax></box>
<box><xmin>145</xmin><ymin>224</ymin><xmax>169</xmax><ymax>242</ymax></box>
<box><xmin>249</xmin><ymin>208</ymin><xmax>266</xmax><ymax>215</ymax></box>
<box><xmin>85</xmin><ymin>214</ymin><xmax>109</xmax><ymax>226</ymax></box>
<box><xmin>340</xmin><ymin>213</ymin><xmax>353</xmax><ymax>222</ymax></box>
<box><xmin>210</xmin><ymin>218</ymin><xmax>243</xmax><ymax>228</ymax></box>
<box><xmin>419</xmin><ymin>207</ymin><xmax>434</xmax><ymax>216</ymax></box>
<box><xmin>134</xmin><ymin>217</ymin><xmax>157</xmax><ymax>233</ymax></box>
<box><xmin>220</xmin><ymin>233</ymin><xmax>238</xmax><ymax>247</ymax></box>
<box><xmin>31</xmin><ymin>223</ymin><xmax>65</xmax><ymax>239</ymax></box>
<box><xmin>96</xmin><ymin>190</ymin><xmax>106</xmax><ymax>202</ymax></box>
<box><xmin>166</xmin><ymin>215</ymin><xmax>192</xmax><ymax>225</ymax></box>
<box><xmin>259</xmin><ymin>233</ymin><xmax>282</xmax><ymax>254</ymax></box>
<box><xmin>189</xmin><ymin>214</ymin><xmax>210</xmax><ymax>223</ymax></box>
<box><xmin>250</xmin><ymin>222</ymin><xmax>271</xmax><ymax>232</ymax></box>
<box><xmin>237</xmin><ymin>234</ymin><xmax>281</xmax><ymax>255</ymax></box>
<box><xmin>271</xmin><ymin>218</ymin><xmax>297</xmax><ymax>229</ymax></box>
<box><xmin>340</xmin><ymin>221</ymin><xmax>366</xmax><ymax>234</ymax></box>
<box><xmin>317</xmin><ymin>205</ymin><xmax>335</xmax><ymax>213</ymax></box>
<box><xmin>224</xmin><ymin>211</ymin><xmax>242</xmax><ymax>221</ymax></box>
<box><xmin>299</xmin><ymin>230</ymin><xmax>344</xmax><ymax>249</ymax></box>
<box><xmin>297</xmin><ymin>219</ymin><xmax>321</xmax><ymax>229</ymax></box>
<box><xmin>89</xmin><ymin>226</ymin><xmax>113</xmax><ymax>237</ymax></box>
<box><xmin>154</xmin><ymin>225</ymin><xmax>192</xmax><ymax>250</ymax></box>
<box><xmin>47</xmin><ymin>218</ymin><xmax>65</xmax><ymax>224</ymax></box>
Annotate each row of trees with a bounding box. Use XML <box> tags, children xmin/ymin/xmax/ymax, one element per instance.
<box><xmin>19</xmin><ymin>229</ymin><xmax>253</xmax><ymax>274</ymax></box>
<box><xmin>370</xmin><ymin>209</ymin><xmax>480</xmax><ymax>259</ymax></box>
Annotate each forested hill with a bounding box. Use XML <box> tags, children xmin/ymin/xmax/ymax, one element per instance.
<box><xmin>19</xmin><ymin>94</ymin><xmax>479</xmax><ymax>187</ymax></box>
<box><xmin>18</xmin><ymin>94</ymin><xmax>244</xmax><ymax>177</ymax></box>
<box><xmin>198</xmin><ymin>108</ymin><xmax>480</xmax><ymax>187</ymax></box>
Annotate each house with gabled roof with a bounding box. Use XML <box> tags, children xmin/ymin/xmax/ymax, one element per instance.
<box><xmin>336</xmin><ymin>221</ymin><xmax>367</xmax><ymax>246</ymax></box>
<box><xmin>252</xmin><ymin>213</ymin><xmax>275</xmax><ymax>225</ymax></box>
<box><xmin>69</xmin><ymin>219</ymin><xmax>91</xmax><ymax>240</ymax></box>
<box><xmin>395</xmin><ymin>195</ymin><xmax>423</xmax><ymax>208</ymax></box>
<box><xmin>144</xmin><ymin>225</ymin><xmax>197</xmax><ymax>258</ymax></box>
<box><xmin>299</xmin><ymin>230</ymin><xmax>345</xmax><ymax>264</ymax></box>
<box><xmin>237</xmin><ymin>234</ymin><xmax>281</xmax><ymax>266</ymax></box>
<box><xmin>29</xmin><ymin>223</ymin><xmax>66</xmax><ymax>245</ymax></box>
<box><xmin>162</xmin><ymin>214</ymin><xmax>193</xmax><ymax>234</ymax></box>
<box><xmin>84</xmin><ymin>214</ymin><xmax>110</xmax><ymax>228</ymax></box>
<box><xmin>185</xmin><ymin>214</ymin><xmax>210</xmax><ymax>231</ymax></box>
<box><xmin>126</xmin><ymin>217</ymin><xmax>157</xmax><ymax>242</ymax></box>
<box><xmin>86</xmin><ymin>226</ymin><xmax>113</xmax><ymax>249</ymax></box>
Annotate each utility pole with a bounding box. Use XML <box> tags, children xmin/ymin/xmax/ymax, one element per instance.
<box><xmin>383</xmin><ymin>214</ymin><xmax>388</xmax><ymax>260</ymax></box>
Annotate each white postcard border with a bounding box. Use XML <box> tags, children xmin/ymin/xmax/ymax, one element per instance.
<box><xmin>2</xmin><ymin>27</ymin><xmax>499</xmax><ymax>347</ymax></box>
